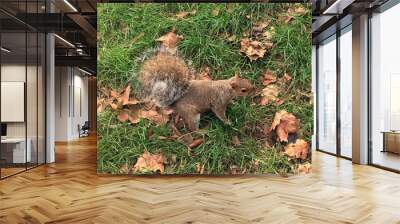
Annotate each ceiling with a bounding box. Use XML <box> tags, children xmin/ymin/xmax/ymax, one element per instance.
<box><xmin>0</xmin><ymin>0</ymin><xmax>97</xmax><ymax>75</ymax></box>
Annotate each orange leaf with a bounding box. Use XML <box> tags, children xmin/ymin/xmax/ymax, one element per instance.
<box><xmin>270</xmin><ymin>110</ymin><xmax>300</xmax><ymax>142</ymax></box>
<box><xmin>198</xmin><ymin>66</ymin><xmax>212</xmax><ymax>80</ymax></box>
<box><xmin>133</xmin><ymin>151</ymin><xmax>165</xmax><ymax>173</ymax></box>
<box><xmin>262</xmin><ymin>70</ymin><xmax>277</xmax><ymax>86</ymax></box>
<box><xmin>120</xmin><ymin>163</ymin><xmax>131</xmax><ymax>174</ymax></box>
<box><xmin>240</xmin><ymin>38</ymin><xmax>267</xmax><ymax>61</ymax></box>
<box><xmin>196</xmin><ymin>163</ymin><xmax>205</xmax><ymax>174</ymax></box>
<box><xmin>118</xmin><ymin>111</ymin><xmax>129</xmax><ymax>122</ymax></box>
<box><xmin>156</xmin><ymin>28</ymin><xmax>183</xmax><ymax>54</ymax></box>
<box><xmin>283</xmin><ymin>73</ymin><xmax>292</xmax><ymax>82</ymax></box>
<box><xmin>189</xmin><ymin>139</ymin><xmax>204</xmax><ymax>149</ymax></box>
<box><xmin>260</xmin><ymin>85</ymin><xmax>279</xmax><ymax>106</ymax></box>
<box><xmin>297</xmin><ymin>162</ymin><xmax>312</xmax><ymax>174</ymax></box>
<box><xmin>232</xmin><ymin>136</ymin><xmax>241</xmax><ymax>146</ymax></box>
<box><xmin>284</xmin><ymin>139</ymin><xmax>309</xmax><ymax>160</ymax></box>
<box><xmin>175</xmin><ymin>11</ymin><xmax>189</xmax><ymax>19</ymax></box>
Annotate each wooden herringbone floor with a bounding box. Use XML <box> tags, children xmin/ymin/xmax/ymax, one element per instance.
<box><xmin>1</xmin><ymin>136</ymin><xmax>400</xmax><ymax>224</ymax></box>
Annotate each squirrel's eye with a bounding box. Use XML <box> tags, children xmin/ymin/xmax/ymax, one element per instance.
<box><xmin>241</xmin><ymin>88</ymin><xmax>247</xmax><ymax>92</ymax></box>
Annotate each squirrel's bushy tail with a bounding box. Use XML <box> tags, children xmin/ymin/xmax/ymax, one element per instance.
<box><xmin>138</xmin><ymin>53</ymin><xmax>192</xmax><ymax>107</ymax></box>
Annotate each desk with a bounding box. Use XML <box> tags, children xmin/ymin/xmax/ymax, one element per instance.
<box><xmin>1</xmin><ymin>138</ymin><xmax>31</xmax><ymax>163</ymax></box>
<box><xmin>382</xmin><ymin>131</ymin><xmax>400</xmax><ymax>154</ymax></box>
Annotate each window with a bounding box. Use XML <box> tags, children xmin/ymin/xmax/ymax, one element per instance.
<box><xmin>370</xmin><ymin>3</ymin><xmax>400</xmax><ymax>171</ymax></box>
<box><xmin>339</xmin><ymin>26</ymin><xmax>352</xmax><ymax>158</ymax></box>
<box><xmin>317</xmin><ymin>35</ymin><xmax>337</xmax><ymax>154</ymax></box>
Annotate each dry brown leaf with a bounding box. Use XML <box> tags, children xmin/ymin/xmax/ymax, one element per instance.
<box><xmin>121</xmin><ymin>85</ymin><xmax>140</xmax><ymax>106</ymax></box>
<box><xmin>133</xmin><ymin>151</ymin><xmax>165</xmax><ymax>173</ymax></box>
<box><xmin>283</xmin><ymin>73</ymin><xmax>292</xmax><ymax>82</ymax></box>
<box><xmin>227</xmin><ymin>34</ymin><xmax>237</xmax><ymax>42</ymax></box>
<box><xmin>253</xmin><ymin>20</ymin><xmax>269</xmax><ymax>35</ymax></box>
<box><xmin>297</xmin><ymin>162</ymin><xmax>312</xmax><ymax>174</ymax></box>
<box><xmin>140</xmin><ymin>109</ymin><xmax>170</xmax><ymax>125</ymax></box>
<box><xmin>119</xmin><ymin>22</ymin><xmax>128</xmax><ymax>34</ymax></box>
<box><xmin>295</xmin><ymin>6</ymin><xmax>306</xmax><ymax>14</ymax></box>
<box><xmin>189</xmin><ymin>139</ymin><xmax>204</xmax><ymax>149</ymax></box>
<box><xmin>226</xmin><ymin>3</ymin><xmax>234</xmax><ymax>13</ymax></box>
<box><xmin>198</xmin><ymin>66</ymin><xmax>212</xmax><ymax>80</ymax></box>
<box><xmin>212</xmin><ymin>8</ymin><xmax>220</xmax><ymax>16</ymax></box>
<box><xmin>174</xmin><ymin>10</ymin><xmax>196</xmax><ymax>19</ymax></box>
<box><xmin>260</xmin><ymin>85</ymin><xmax>279</xmax><ymax>106</ymax></box>
<box><xmin>284</xmin><ymin>139</ymin><xmax>309</xmax><ymax>160</ymax></box>
<box><xmin>230</xmin><ymin>165</ymin><xmax>240</xmax><ymax>174</ymax></box>
<box><xmin>262</xmin><ymin>70</ymin><xmax>277</xmax><ymax>86</ymax></box>
<box><xmin>240</xmin><ymin>38</ymin><xmax>267</xmax><ymax>61</ymax></box>
<box><xmin>270</xmin><ymin>110</ymin><xmax>300</xmax><ymax>142</ymax></box>
<box><xmin>232</xmin><ymin>136</ymin><xmax>241</xmax><ymax>146</ymax></box>
<box><xmin>156</xmin><ymin>28</ymin><xmax>183</xmax><ymax>54</ymax></box>
<box><xmin>175</xmin><ymin>11</ymin><xmax>189</xmax><ymax>19</ymax></box>
<box><xmin>97</xmin><ymin>98</ymin><xmax>106</xmax><ymax>113</ymax></box>
<box><xmin>196</xmin><ymin>163</ymin><xmax>205</xmax><ymax>174</ymax></box>
<box><xmin>118</xmin><ymin>110</ymin><xmax>129</xmax><ymax>122</ymax></box>
<box><xmin>276</xmin><ymin>99</ymin><xmax>284</xmax><ymax>105</ymax></box>
<box><xmin>120</xmin><ymin>163</ymin><xmax>131</xmax><ymax>174</ymax></box>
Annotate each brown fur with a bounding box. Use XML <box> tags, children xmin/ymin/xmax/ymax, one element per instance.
<box><xmin>139</xmin><ymin>53</ymin><xmax>255</xmax><ymax>131</ymax></box>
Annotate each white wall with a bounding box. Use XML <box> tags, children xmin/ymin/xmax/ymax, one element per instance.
<box><xmin>54</xmin><ymin>67</ymin><xmax>89</xmax><ymax>141</ymax></box>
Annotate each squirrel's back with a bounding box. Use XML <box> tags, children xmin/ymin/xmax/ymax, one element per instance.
<box><xmin>138</xmin><ymin>53</ymin><xmax>192</xmax><ymax>107</ymax></box>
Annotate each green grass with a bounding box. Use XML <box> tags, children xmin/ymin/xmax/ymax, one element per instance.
<box><xmin>97</xmin><ymin>3</ymin><xmax>312</xmax><ymax>175</ymax></box>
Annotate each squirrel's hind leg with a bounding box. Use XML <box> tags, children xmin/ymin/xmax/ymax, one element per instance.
<box><xmin>185</xmin><ymin>113</ymin><xmax>200</xmax><ymax>131</ymax></box>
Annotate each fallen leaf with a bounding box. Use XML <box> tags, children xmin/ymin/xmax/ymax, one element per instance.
<box><xmin>97</xmin><ymin>98</ymin><xmax>106</xmax><ymax>113</ymax></box>
<box><xmin>262</xmin><ymin>70</ymin><xmax>277</xmax><ymax>86</ymax></box>
<box><xmin>196</xmin><ymin>163</ymin><xmax>205</xmax><ymax>174</ymax></box>
<box><xmin>120</xmin><ymin>163</ymin><xmax>131</xmax><ymax>174</ymax></box>
<box><xmin>119</xmin><ymin>22</ymin><xmax>128</xmax><ymax>34</ymax></box>
<box><xmin>133</xmin><ymin>151</ymin><xmax>165</xmax><ymax>173</ymax></box>
<box><xmin>276</xmin><ymin>99</ymin><xmax>284</xmax><ymax>105</ymax></box>
<box><xmin>121</xmin><ymin>85</ymin><xmax>140</xmax><ymax>106</ymax></box>
<box><xmin>284</xmin><ymin>139</ymin><xmax>309</xmax><ymax>160</ymax></box>
<box><xmin>230</xmin><ymin>165</ymin><xmax>240</xmax><ymax>174</ymax></box>
<box><xmin>140</xmin><ymin>109</ymin><xmax>170</xmax><ymax>125</ymax></box>
<box><xmin>212</xmin><ymin>8</ymin><xmax>220</xmax><ymax>16</ymax></box>
<box><xmin>284</xmin><ymin>15</ymin><xmax>293</xmax><ymax>24</ymax></box>
<box><xmin>297</xmin><ymin>162</ymin><xmax>312</xmax><ymax>174</ymax></box>
<box><xmin>226</xmin><ymin>3</ymin><xmax>234</xmax><ymax>13</ymax></box>
<box><xmin>294</xmin><ymin>5</ymin><xmax>306</xmax><ymax>14</ymax></box>
<box><xmin>240</xmin><ymin>38</ymin><xmax>268</xmax><ymax>61</ymax></box>
<box><xmin>253</xmin><ymin>20</ymin><xmax>269</xmax><ymax>34</ymax></box>
<box><xmin>232</xmin><ymin>136</ymin><xmax>241</xmax><ymax>146</ymax></box>
<box><xmin>283</xmin><ymin>73</ymin><xmax>292</xmax><ymax>82</ymax></box>
<box><xmin>189</xmin><ymin>139</ymin><xmax>204</xmax><ymax>149</ymax></box>
<box><xmin>156</xmin><ymin>28</ymin><xmax>183</xmax><ymax>54</ymax></box>
<box><xmin>260</xmin><ymin>85</ymin><xmax>279</xmax><ymax>106</ymax></box>
<box><xmin>270</xmin><ymin>110</ymin><xmax>300</xmax><ymax>142</ymax></box>
<box><xmin>227</xmin><ymin>34</ymin><xmax>237</xmax><ymax>42</ymax></box>
<box><xmin>198</xmin><ymin>66</ymin><xmax>212</xmax><ymax>80</ymax></box>
<box><xmin>175</xmin><ymin>11</ymin><xmax>189</xmax><ymax>19</ymax></box>
<box><xmin>118</xmin><ymin>110</ymin><xmax>129</xmax><ymax>122</ymax></box>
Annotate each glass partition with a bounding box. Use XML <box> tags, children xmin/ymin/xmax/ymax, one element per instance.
<box><xmin>339</xmin><ymin>26</ymin><xmax>352</xmax><ymax>158</ymax></box>
<box><xmin>370</xmin><ymin>3</ymin><xmax>400</xmax><ymax>171</ymax></box>
<box><xmin>317</xmin><ymin>35</ymin><xmax>337</xmax><ymax>154</ymax></box>
<box><xmin>0</xmin><ymin>1</ymin><xmax>46</xmax><ymax>179</ymax></box>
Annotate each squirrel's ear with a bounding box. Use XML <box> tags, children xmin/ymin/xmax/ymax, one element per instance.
<box><xmin>235</xmin><ymin>73</ymin><xmax>240</xmax><ymax>79</ymax></box>
<box><xmin>230</xmin><ymin>79</ymin><xmax>238</xmax><ymax>88</ymax></box>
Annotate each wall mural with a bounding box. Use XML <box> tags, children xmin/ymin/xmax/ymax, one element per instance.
<box><xmin>97</xmin><ymin>3</ymin><xmax>312</xmax><ymax>175</ymax></box>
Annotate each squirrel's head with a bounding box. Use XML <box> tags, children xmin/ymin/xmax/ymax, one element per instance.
<box><xmin>229</xmin><ymin>74</ymin><xmax>255</xmax><ymax>96</ymax></box>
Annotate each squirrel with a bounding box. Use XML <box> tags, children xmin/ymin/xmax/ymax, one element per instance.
<box><xmin>138</xmin><ymin>53</ymin><xmax>255</xmax><ymax>131</ymax></box>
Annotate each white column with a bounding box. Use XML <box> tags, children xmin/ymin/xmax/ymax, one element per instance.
<box><xmin>352</xmin><ymin>14</ymin><xmax>369</xmax><ymax>164</ymax></box>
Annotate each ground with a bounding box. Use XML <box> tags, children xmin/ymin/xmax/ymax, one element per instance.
<box><xmin>97</xmin><ymin>3</ymin><xmax>312</xmax><ymax>175</ymax></box>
